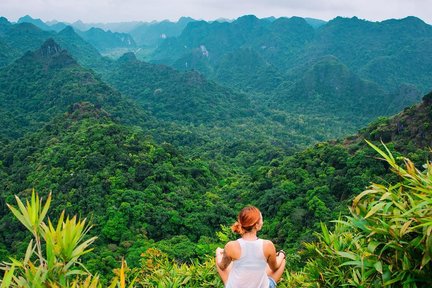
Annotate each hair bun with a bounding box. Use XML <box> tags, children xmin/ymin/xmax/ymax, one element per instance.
<box><xmin>231</xmin><ymin>221</ymin><xmax>244</xmax><ymax>235</ymax></box>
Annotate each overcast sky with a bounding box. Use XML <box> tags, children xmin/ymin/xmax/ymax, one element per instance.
<box><xmin>1</xmin><ymin>0</ymin><xmax>431</xmax><ymax>24</ymax></box>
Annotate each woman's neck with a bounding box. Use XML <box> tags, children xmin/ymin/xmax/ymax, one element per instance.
<box><xmin>242</xmin><ymin>231</ymin><xmax>258</xmax><ymax>241</ymax></box>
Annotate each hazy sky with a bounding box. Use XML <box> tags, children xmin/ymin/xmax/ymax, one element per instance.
<box><xmin>1</xmin><ymin>0</ymin><xmax>431</xmax><ymax>24</ymax></box>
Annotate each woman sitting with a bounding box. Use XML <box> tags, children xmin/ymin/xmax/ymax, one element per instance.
<box><xmin>216</xmin><ymin>206</ymin><xmax>286</xmax><ymax>288</ymax></box>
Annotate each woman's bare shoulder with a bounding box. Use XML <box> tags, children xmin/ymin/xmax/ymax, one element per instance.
<box><xmin>262</xmin><ymin>239</ymin><xmax>275</xmax><ymax>246</ymax></box>
<box><xmin>224</xmin><ymin>240</ymin><xmax>241</xmax><ymax>259</ymax></box>
<box><xmin>225</xmin><ymin>240</ymin><xmax>239</xmax><ymax>250</ymax></box>
<box><xmin>262</xmin><ymin>239</ymin><xmax>276</xmax><ymax>253</ymax></box>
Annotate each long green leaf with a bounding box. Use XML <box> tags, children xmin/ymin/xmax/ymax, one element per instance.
<box><xmin>38</xmin><ymin>192</ymin><xmax>51</xmax><ymax>226</ymax></box>
<box><xmin>0</xmin><ymin>265</ymin><xmax>15</xmax><ymax>288</ymax></box>
<box><xmin>6</xmin><ymin>203</ymin><xmax>32</xmax><ymax>232</ymax></box>
<box><xmin>336</xmin><ymin>251</ymin><xmax>357</xmax><ymax>261</ymax></box>
<box><xmin>365</xmin><ymin>202</ymin><xmax>386</xmax><ymax>219</ymax></box>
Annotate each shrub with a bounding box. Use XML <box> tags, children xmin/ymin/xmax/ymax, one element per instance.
<box><xmin>289</xmin><ymin>142</ymin><xmax>432</xmax><ymax>287</ymax></box>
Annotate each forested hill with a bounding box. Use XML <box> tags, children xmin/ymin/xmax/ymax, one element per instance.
<box><xmin>0</xmin><ymin>18</ymin><xmax>107</xmax><ymax>69</ymax></box>
<box><xmin>0</xmin><ymin>39</ymin><xmax>148</xmax><ymax>140</ymax></box>
<box><xmin>0</xmin><ymin>101</ymin><xmax>233</xmax><ymax>272</ymax></box>
<box><xmin>102</xmin><ymin>52</ymin><xmax>255</xmax><ymax>124</ymax></box>
<box><xmin>220</xmin><ymin>91</ymin><xmax>432</xmax><ymax>249</ymax></box>
<box><xmin>4</xmin><ymin>14</ymin><xmax>430</xmax><ymax>145</ymax></box>
<box><xmin>150</xmin><ymin>15</ymin><xmax>431</xmax><ymax>129</ymax></box>
<box><xmin>1</xmin><ymin>90</ymin><xmax>430</xmax><ymax>285</ymax></box>
<box><xmin>151</xmin><ymin>15</ymin><xmax>432</xmax><ymax>93</ymax></box>
<box><xmin>351</xmin><ymin>91</ymin><xmax>432</xmax><ymax>150</ymax></box>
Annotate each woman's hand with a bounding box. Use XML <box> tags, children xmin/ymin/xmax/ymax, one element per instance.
<box><xmin>276</xmin><ymin>250</ymin><xmax>286</xmax><ymax>260</ymax></box>
<box><xmin>216</xmin><ymin>247</ymin><xmax>224</xmax><ymax>263</ymax></box>
<box><xmin>276</xmin><ymin>250</ymin><xmax>286</xmax><ymax>266</ymax></box>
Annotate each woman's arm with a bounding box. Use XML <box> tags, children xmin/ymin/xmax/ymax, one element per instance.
<box><xmin>264</xmin><ymin>240</ymin><xmax>284</xmax><ymax>272</ymax></box>
<box><xmin>216</xmin><ymin>243</ymin><xmax>234</xmax><ymax>270</ymax></box>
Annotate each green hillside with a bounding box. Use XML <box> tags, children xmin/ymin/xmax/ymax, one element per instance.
<box><xmin>75</xmin><ymin>27</ymin><xmax>136</xmax><ymax>54</ymax></box>
<box><xmin>101</xmin><ymin>51</ymin><xmax>365</xmax><ymax>158</ymax></box>
<box><xmin>0</xmin><ymin>39</ymin><xmax>147</xmax><ymax>140</ymax></box>
<box><xmin>150</xmin><ymin>15</ymin><xmax>431</xmax><ymax>133</ymax></box>
<box><xmin>130</xmin><ymin>17</ymin><xmax>195</xmax><ymax>48</ymax></box>
<box><xmin>1</xmin><ymin>92</ymin><xmax>430</xmax><ymax>286</ymax></box>
<box><xmin>103</xmin><ymin>52</ymin><xmax>254</xmax><ymax>123</ymax></box>
<box><xmin>0</xmin><ymin>18</ymin><xmax>106</xmax><ymax>69</ymax></box>
<box><xmin>0</xmin><ymin>101</ymin><xmax>232</xmax><ymax>276</ymax></box>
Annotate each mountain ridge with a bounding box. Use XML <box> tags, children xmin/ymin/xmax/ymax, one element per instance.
<box><xmin>0</xmin><ymin>39</ymin><xmax>148</xmax><ymax>139</ymax></box>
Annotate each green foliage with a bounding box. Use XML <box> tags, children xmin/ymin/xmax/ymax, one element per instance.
<box><xmin>288</xmin><ymin>143</ymin><xmax>432</xmax><ymax>287</ymax></box>
<box><xmin>132</xmin><ymin>248</ymin><xmax>222</xmax><ymax>287</ymax></box>
<box><xmin>0</xmin><ymin>102</ymin><xmax>233</xmax><ymax>279</ymax></box>
<box><xmin>0</xmin><ymin>39</ymin><xmax>148</xmax><ymax>140</ymax></box>
<box><xmin>103</xmin><ymin>54</ymin><xmax>254</xmax><ymax>124</ymax></box>
<box><xmin>0</xmin><ymin>190</ymin><xmax>99</xmax><ymax>287</ymax></box>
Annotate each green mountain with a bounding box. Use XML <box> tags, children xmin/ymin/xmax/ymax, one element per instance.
<box><xmin>103</xmin><ymin>52</ymin><xmax>254</xmax><ymax>124</ymax></box>
<box><xmin>0</xmin><ymin>39</ymin><xmax>147</xmax><ymax>140</ymax></box>
<box><xmin>151</xmin><ymin>15</ymin><xmax>276</xmax><ymax>66</ymax></box>
<box><xmin>0</xmin><ymin>19</ymin><xmax>107</xmax><ymax>69</ymax></box>
<box><xmin>76</xmin><ymin>27</ymin><xmax>136</xmax><ymax>53</ymax></box>
<box><xmin>273</xmin><ymin>56</ymin><xmax>389</xmax><ymax>122</ymax></box>
<box><xmin>304</xmin><ymin>17</ymin><xmax>327</xmax><ymax>28</ymax></box>
<box><xmin>152</xmin><ymin>15</ymin><xmax>432</xmax><ymax>91</ymax></box>
<box><xmin>0</xmin><ymin>19</ymin><xmax>53</xmax><ymax>61</ymax></box>
<box><xmin>0</xmin><ymin>101</ymin><xmax>231</xmax><ymax>272</ymax></box>
<box><xmin>149</xmin><ymin>15</ymin><xmax>431</xmax><ymax>134</ymax></box>
<box><xmin>68</xmin><ymin>19</ymin><xmax>143</xmax><ymax>33</ymax></box>
<box><xmin>212</xmin><ymin>47</ymin><xmax>283</xmax><ymax>93</ymax></box>
<box><xmin>309</xmin><ymin>16</ymin><xmax>432</xmax><ymax>91</ymax></box>
<box><xmin>54</xmin><ymin>26</ymin><xmax>109</xmax><ymax>68</ymax></box>
<box><xmin>101</xmin><ymin>52</ymin><xmax>361</xmax><ymax>157</ymax></box>
<box><xmin>18</xmin><ymin>15</ymin><xmax>53</xmax><ymax>31</ymax></box>
<box><xmin>130</xmin><ymin>17</ymin><xmax>196</xmax><ymax>48</ymax></box>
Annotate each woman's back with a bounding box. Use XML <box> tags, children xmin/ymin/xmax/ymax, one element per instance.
<box><xmin>225</xmin><ymin>238</ymin><xmax>269</xmax><ymax>288</ymax></box>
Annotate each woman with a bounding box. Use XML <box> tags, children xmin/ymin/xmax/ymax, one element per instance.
<box><xmin>216</xmin><ymin>206</ymin><xmax>286</xmax><ymax>288</ymax></box>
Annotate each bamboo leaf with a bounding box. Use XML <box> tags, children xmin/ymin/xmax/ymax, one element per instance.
<box><xmin>421</xmin><ymin>253</ymin><xmax>431</xmax><ymax>269</ymax></box>
<box><xmin>39</xmin><ymin>192</ymin><xmax>51</xmax><ymax>226</ymax></box>
<box><xmin>23</xmin><ymin>239</ymin><xmax>35</xmax><ymax>265</ymax></box>
<box><xmin>320</xmin><ymin>222</ymin><xmax>331</xmax><ymax>245</ymax></box>
<box><xmin>365</xmin><ymin>202</ymin><xmax>386</xmax><ymax>219</ymax></box>
<box><xmin>374</xmin><ymin>261</ymin><xmax>383</xmax><ymax>274</ymax></box>
<box><xmin>365</xmin><ymin>140</ymin><xmax>395</xmax><ymax>166</ymax></box>
<box><xmin>336</xmin><ymin>251</ymin><xmax>357</xmax><ymax>261</ymax></box>
<box><xmin>0</xmin><ymin>265</ymin><xmax>15</xmax><ymax>288</ymax></box>
<box><xmin>367</xmin><ymin>241</ymin><xmax>380</xmax><ymax>253</ymax></box>
<box><xmin>6</xmin><ymin>203</ymin><xmax>32</xmax><ymax>232</ymax></box>
<box><xmin>399</xmin><ymin>220</ymin><xmax>413</xmax><ymax>237</ymax></box>
<box><xmin>352</xmin><ymin>189</ymin><xmax>377</xmax><ymax>208</ymax></box>
<box><xmin>108</xmin><ymin>276</ymin><xmax>119</xmax><ymax>288</ymax></box>
<box><xmin>339</xmin><ymin>260</ymin><xmax>363</xmax><ymax>267</ymax></box>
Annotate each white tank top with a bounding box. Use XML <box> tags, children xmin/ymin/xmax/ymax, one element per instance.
<box><xmin>225</xmin><ymin>238</ymin><xmax>269</xmax><ymax>288</ymax></box>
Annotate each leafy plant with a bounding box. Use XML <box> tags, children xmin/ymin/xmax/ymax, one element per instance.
<box><xmin>132</xmin><ymin>248</ymin><xmax>222</xmax><ymax>287</ymax></box>
<box><xmin>288</xmin><ymin>142</ymin><xmax>432</xmax><ymax>287</ymax></box>
<box><xmin>0</xmin><ymin>189</ymin><xmax>100</xmax><ymax>287</ymax></box>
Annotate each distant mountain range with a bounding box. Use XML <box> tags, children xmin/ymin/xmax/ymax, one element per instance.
<box><xmin>1</xmin><ymin>14</ymin><xmax>431</xmax><ymax>146</ymax></box>
<box><xmin>149</xmin><ymin>15</ymin><xmax>431</xmax><ymax>126</ymax></box>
